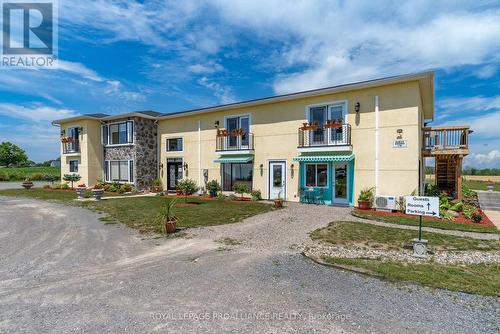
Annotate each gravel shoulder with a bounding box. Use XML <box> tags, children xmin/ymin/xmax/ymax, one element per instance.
<box><xmin>0</xmin><ymin>197</ymin><xmax>499</xmax><ymax>333</ymax></box>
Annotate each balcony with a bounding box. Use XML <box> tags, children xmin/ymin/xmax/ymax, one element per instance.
<box><xmin>422</xmin><ymin>126</ymin><xmax>470</xmax><ymax>157</ymax></box>
<box><xmin>62</xmin><ymin>137</ymin><xmax>80</xmax><ymax>155</ymax></box>
<box><xmin>216</xmin><ymin>129</ymin><xmax>254</xmax><ymax>154</ymax></box>
<box><xmin>298</xmin><ymin>123</ymin><xmax>352</xmax><ymax>152</ymax></box>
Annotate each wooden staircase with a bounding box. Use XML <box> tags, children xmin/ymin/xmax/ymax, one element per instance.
<box><xmin>422</xmin><ymin>126</ymin><xmax>470</xmax><ymax>199</ymax></box>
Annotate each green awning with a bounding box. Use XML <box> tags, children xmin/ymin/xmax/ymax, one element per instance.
<box><xmin>214</xmin><ymin>155</ymin><xmax>254</xmax><ymax>163</ymax></box>
<box><xmin>293</xmin><ymin>154</ymin><xmax>354</xmax><ymax>162</ymax></box>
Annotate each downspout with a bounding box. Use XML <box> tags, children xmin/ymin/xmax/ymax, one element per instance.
<box><xmin>375</xmin><ymin>95</ymin><xmax>379</xmax><ymax>196</ymax></box>
<box><xmin>198</xmin><ymin>120</ymin><xmax>202</xmax><ymax>192</ymax></box>
<box><xmin>155</xmin><ymin>120</ymin><xmax>160</xmax><ymax>186</ymax></box>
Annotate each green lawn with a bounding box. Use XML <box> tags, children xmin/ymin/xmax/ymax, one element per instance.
<box><xmin>311</xmin><ymin>221</ymin><xmax>500</xmax><ymax>251</ymax></box>
<box><xmin>0</xmin><ymin>188</ymin><xmax>273</xmax><ymax>233</ymax></box>
<box><xmin>464</xmin><ymin>180</ymin><xmax>500</xmax><ymax>191</ymax></box>
<box><xmin>312</xmin><ymin>221</ymin><xmax>500</xmax><ymax>296</ymax></box>
<box><xmin>352</xmin><ymin>210</ymin><xmax>499</xmax><ymax>234</ymax></box>
<box><xmin>322</xmin><ymin>257</ymin><xmax>500</xmax><ymax>296</ymax></box>
<box><xmin>0</xmin><ymin>166</ymin><xmax>60</xmax><ymax>181</ymax></box>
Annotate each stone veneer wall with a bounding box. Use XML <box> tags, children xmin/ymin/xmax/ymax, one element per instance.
<box><xmin>103</xmin><ymin>117</ymin><xmax>158</xmax><ymax>189</ymax></box>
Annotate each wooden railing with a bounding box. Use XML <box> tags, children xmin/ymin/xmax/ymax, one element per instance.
<box><xmin>422</xmin><ymin>126</ymin><xmax>469</xmax><ymax>154</ymax></box>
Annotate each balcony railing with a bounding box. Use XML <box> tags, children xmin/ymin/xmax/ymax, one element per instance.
<box><xmin>298</xmin><ymin>123</ymin><xmax>351</xmax><ymax>148</ymax></box>
<box><xmin>62</xmin><ymin>140</ymin><xmax>80</xmax><ymax>154</ymax></box>
<box><xmin>216</xmin><ymin>132</ymin><xmax>254</xmax><ymax>151</ymax></box>
<box><xmin>422</xmin><ymin>126</ymin><xmax>470</xmax><ymax>155</ymax></box>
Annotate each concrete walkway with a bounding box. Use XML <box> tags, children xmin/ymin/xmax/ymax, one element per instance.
<box><xmin>477</xmin><ymin>190</ymin><xmax>500</xmax><ymax>228</ymax></box>
<box><xmin>0</xmin><ymin>181</ymin><xmax>47</xmax><ymax>190</ymax></box>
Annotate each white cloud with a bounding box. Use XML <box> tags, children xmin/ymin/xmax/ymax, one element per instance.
<box><xmin>475</xmin><ymin>65</ymin><xmax>497</xmax><ymax>79</ymax></box>
<box><xmin>438</xmin><ymin>96</ymin><xmax>500</xmax><ymax>112</ymax></box>
<box><xmin>57</xmin><ymin>60</ymin><xmax>105</xmax><ymax>82</ymax></box>
<box><xmin>464</xmin><ymin>150</ymin><xmax>500</xmax><ymax>168</ymax></box>
<box><xmin>197</xmin><ymin>77</ymin><xmax>235</xmax><ymax>104</ymax></box>
<box><xmin>0</xmin><ymin>103</ymin><xmax>76</xmax><ymax>122</ymax></box>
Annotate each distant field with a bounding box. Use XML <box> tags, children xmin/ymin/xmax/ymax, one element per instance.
<box><xmin>425</xmin><ymin>174</ymin><xmax>500</xmax><ymax>191</ymax></box>
<box><xmin>0</xmin><ymin>167</ymin><xmax>60</xmax><ymax>181</ymax></box>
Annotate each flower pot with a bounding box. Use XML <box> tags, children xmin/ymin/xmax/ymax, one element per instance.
<box><xmin>92</xmin><ymin>189</ymin><xmax>104</xmax><ymax>200</ymax></box>
<box><xmin>358</xmin><ymin>200</ymin><xmax>371</xmax><ymax>210</ymax></box>
<box><xmin>164</xmin><ymin>218</ymin><xmax>178</xmax><ymax>233</ymax></box>
<box><xmin>274</xmin><ymin>199</ymin><xmax>284</xmax><ymax>208</ymax></box>
<box><xmin>209</xmin><ymin>190</ymin><xmax>217</xmax><ymax>198</ymax></box>
<box><xmin>22</xmin><ymin>181</ymin><xmax>33</xmax><ymax>189</ymax></box>
<box><xmin>75</xmin><ymin>187</ymin><xmax>87</xmax><ymax>199</ymax></box>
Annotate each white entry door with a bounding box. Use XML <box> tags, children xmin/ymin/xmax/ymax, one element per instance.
<box><xmin>269</xmin><ymin>161</ymin><xmax>286</xmax><ymax>200</ymax></box>
<box><xmin>332</xmin><ymin>163</ymin><xmax>349</xmax><ymax>205</ymax></box>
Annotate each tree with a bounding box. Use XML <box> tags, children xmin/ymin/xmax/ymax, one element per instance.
<box><xmin>63</xmin><ymin>173</ymin><xmax>81</xmax><ymax>189</ymax></box>
<box><xmin>233</xmin><ymin>182</ymin><xmax>249</xmax><ymax>200</ymax></box>
<box><xmin>176</xmin><ymin>178</ymin><xmax>199</xmax><ymax>202</ymax></box>
<box><xmin>0</xmin><ymin>142</ymin><xmax>28</xmax><ymax>167</ymax></box>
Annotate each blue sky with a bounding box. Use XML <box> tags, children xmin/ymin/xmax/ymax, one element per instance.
<box><xmin>0</xmin><ymin>0</ymin><xmax>499</xmax><ymax>167</ymax></box>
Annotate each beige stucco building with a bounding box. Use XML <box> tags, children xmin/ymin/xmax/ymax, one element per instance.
<box><xmin>54</xmin><ymin>71</ymin><xmax>458</xmax><ymax>206</ymax></box>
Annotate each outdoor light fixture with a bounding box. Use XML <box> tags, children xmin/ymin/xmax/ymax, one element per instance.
<box><xmin>290</xmin><ymin>164</ymin><xmax>295</xmax><ymax>178</ymax></box>
<box><xmin>183</xmin><ymin>163</ymin><xmax>188</xmax><ymax>170</ymax></box>
<box><xmin>214</xmin><ymin>120</ymin><xmax>219</xmax><ymax>128</ymax></box>
<box><xmin>260</xmin><ymin>163</ymin><xmax>264</xmax><ymax>176</ymax></box>
<box><xmin>355</xmin><ymin>102</ymin><xmax>360</xmax><ymax>113</ymax></box>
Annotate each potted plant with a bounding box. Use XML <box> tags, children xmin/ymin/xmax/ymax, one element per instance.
<box><xmin>233</xmin><ymin>182</ymin><xmax>249</xmax><ymax>200</ymax></box>
<box><xmin>151</xmin><ymin>178</ymin><xmax>163</xmax><ymax>193</ymax></box>
<box><xmin>157</xmin><ymin>197</ymin><xmax>179</xmax><ymax>233</ymax></box>
<box><xmin>358</xmin><ymin>187</ymin><xmax>374</xmax><ymax>209</ymax></box>
<box><xmin>63</xmin><ymin>173</ymin><xmax>81</xmax><ymax>189</ymax></box>
<box><xmin>75</xmin><ymin>183</ymin><xmax>87</xmax><ymax>199</ymax></box>
<box><xmin>92</xmin><ymin>183</ymin><xmax>105</xmax><ymax>200</ymax></box>
<box><xmin>206</xmin><ymin>180</ymin><xmax>221</xmax><ymax>198</ymax></box>
<box><xmin>177</xmin><ymin>178</ymin><xmax>199</xmax><ymax>202</ymax></box>
<box><xmin>274</xmin><ymin>191</ymin><xmax>284</xmax><ymax>208</ymax></box>
<box><xmin>21</xmin><ymin>178</ymin><xmax>34</xmax><ymax>189</ymax></box>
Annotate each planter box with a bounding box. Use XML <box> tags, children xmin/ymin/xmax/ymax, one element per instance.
<box><xmin>92</xmin><ymin>189</ymin><xmax>104</xmax><ymax>200</ymax></box>
<box><xmin>75</xmin><ymin>187</ymin><xmax>87</xmax><ymax>199</ymax></box>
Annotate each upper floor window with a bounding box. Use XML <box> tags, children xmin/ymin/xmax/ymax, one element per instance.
<box><xmin>308</xmin><ymin>102</ymin><xmax>346</xmax><ymax>125</ymax></box>
<box><xmin>225</xmin><ymin>115</ymin><xmax>250</xmax><ymax>149</ymax></box>
<box><xmin>166</xmin><ymin>138</ymin><xmax>183</xmax><ymax>152</ymax></box>
<box><xmin>102</xmin><ymin>121</ymin><xmax>134</xmax><ymax>146</ymax></box>
<box><xmin>69</xmin><ymin>160</ymin><xmax>79</xmax><ymax>173</ymax></box>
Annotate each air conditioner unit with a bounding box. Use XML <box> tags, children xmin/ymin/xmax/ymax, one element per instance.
<box><xmin>374</xmin><ymin>195</ymin><xmax>397</xmax><ymax>211</ymax></box>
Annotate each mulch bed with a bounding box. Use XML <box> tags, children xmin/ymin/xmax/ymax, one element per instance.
<box><xmin>354</xmin><ymin>208</ymin><xmax>495</xmax><ymax>227</ymax></box>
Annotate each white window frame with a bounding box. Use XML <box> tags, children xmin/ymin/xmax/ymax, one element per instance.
<box><xmin>223</xmin><ymin>113</ymin><xmax>252</xmax><ymax>150</ymax></box>
<box><xmin>304</xmin><ymin>163</ymin><xmax>329</xmax><ymax>188</ymax></box>
<box><xmin>102</xmin><ymin>120</ymin><xmax>134</xmax><ymax>147</ymax></box>
<box><xmin>104</xmin><ymin>160</ymin><xmax>134</xmax><ymax>184</ymax></box>
<box><xmin>166</xmin><ymin>137</ymin><xmax>184</xmax><ymax>152</ymax></box>
<box><xmin>68</xmin><ymin>159</ymin><xmax>79</xmax><ymax>173</ymax></box>
<box><xmin>305</xmin><ymin>100</ymin><xmax>348</xmax><ymax>146</ymax></box>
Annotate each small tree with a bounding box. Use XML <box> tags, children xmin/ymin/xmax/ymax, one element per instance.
<box><xmin>63</xmin><ymin>173</ymin><xmax>81</xmax><ymax>189</ymax></box>
<box><xmin>44</xmin><ymin>174</ymin><xmax>60</xmax><ymax>185</ymax></box>
<box><xmin>177</xmin><ymin>178</ymin><xmax>199</xmax><ymax>202</ymax></box>
<box><xmin>233</xmin><ymin>182</ymin><xmax>249</xmax><ymax>200</ymax></box>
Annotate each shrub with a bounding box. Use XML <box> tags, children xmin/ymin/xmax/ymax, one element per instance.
<box><xmin>108</xmin><ymin>184</ymin><xmax>119</xmax><ymax>192</ymax></box>
<box><xmin>84</xmin><ymin>190</ymin><xmax>92</xmax><ymax>198</ymax></box>
<box><xmin>120</xmin><ymin>183</ymin><xmax>132</xmax><ymax>193</ymax></box>
<box><xmin>60</xmin><ymin>183</ymin><xmax>69</xmax><ymax>190</ymax></box>
<box><xmin>472</xmin><ymin>212</ymin><xmax>483</xmax><ymax>223</ymax></box>
<box><xmin>206</xmin><ymin>180</ymin><xmax>221</xmax><ymax>195</ymax></box>
<box><xmin>217</xmin><ymin>192</ymin><xmax>226</xmax><ymax>199</ymax></box>
<box><xmin>463</xmin><ymin>204</ymin><xmax>478</xmax><ymax>220</ymax></box>
<box><xmin>0</xmin><ymin>172</ymin><xmax>9</xmax><ymax>181</ymax></box>
<box><xmin>31</xmin><ymin>173</ymin><xmax>45</xmax><ymax>181</ymax></box>
<box><xmin>43</xmin><ymin>184</ymin><xmax>51</xmax><ymax>189</ymax></box>
<box><xmin>152</xmin><ymin>177</ymin><xmax>162</xmax><ymax>187</ymax></box>
<box><xmin>233</xmin><ymin>182</ymin><xmax>249</xmax><ymax>200</ymax></box>
<box><xmin>449</xmin><ymin>201</ymin><xmax>463</xmax><ymax>212</ymax></box>
<box><xmin>177</xmin><ymin>178</ymin><xmax>199</xmax><ymax>202</ymax></box>
<box><xmin>44</xmin><ymin>174</ymin><xmax>59</xmax><ymax>184</ymax></box>
<box><xmin>424</xmin><ymin>183</ymin><xmax>440</xmax><ymax>197</ymax></box>
<box><xmin>228</xmin><ymin>194</ymin><xmax>237</xmax><ymax>201</ymax></box>
<box><xmin>251</xmin><ymin>189</ymin><xmax>262</xmax><ymax>201</ymax></box>
<box><xmin>62</xmin><ymin>173</ymin><xmax>81</xmax><ymax>189</ymax></box>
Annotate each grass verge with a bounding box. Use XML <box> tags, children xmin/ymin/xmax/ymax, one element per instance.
<box><xmin>463</xmin><ymin>180</ymin><xmax>500</xmax><ymax>192</ymax></box>
<box><xmin>0</xmin><ymin>188</ymin><xmax>273</xmax><ymax>233</ymax></box>
<box><xmin>322</xmin><ymin>257</ymin><xmax>500</xmax><ymax>296</ymax></box>
<box><xmin>352</xmin><ymin>210</ymin><xmax>499</xmax><ymax>234</ymax></box>
<box><xmin>311</xmin><ymin>221</ymin><xmax>500</xmax><ymax>251</ymax></box>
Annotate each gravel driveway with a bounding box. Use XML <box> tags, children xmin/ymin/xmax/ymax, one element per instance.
<box><xmin>0</xmin><ymin>197</ymin><xmax>498</xmax><ymax>333</ymax></box>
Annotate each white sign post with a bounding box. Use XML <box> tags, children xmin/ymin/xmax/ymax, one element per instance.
<box><xmin>405</xmin><ymin>196</ymin><xmax>439</xmax><ymax>258</ymax></box>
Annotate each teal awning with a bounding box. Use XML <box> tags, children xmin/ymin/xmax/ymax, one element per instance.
<box><xmin>293</xmin><ymin>154</ymin><xmax>354</xmax><ymax>162</ymax></box>
<box><xmin>214</xmin><ymin>155</ymin><xmax>253</xmax><ymax>163</ymax></box>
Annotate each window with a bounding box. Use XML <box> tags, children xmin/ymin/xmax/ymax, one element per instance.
<box><xmin>102</xmin><ymin>121</ymin><xmax>133</xmax><ymax>145</ymax></box>
<box><xmin>222</xmin><ymin>163</ymin><xmax>253</xmax><ymax>191</ymax></box>
<box><xmin>105</xmin><ymin>160</ymin><xmax>134</xmax><ymax>182</ymax></box>
<box><xmin>307</xmin><ymin>102</ymin><xmax>346</xmax><ymax>145</ymax></box>
<box><xmin>69</xmin><ymin>160</ymin><xmax>78</xmax><ymax>173</ymax></box>
<box><xmin>305</xmin><ymin>163</ymin><xmax>328</xmax><ymax>187</ymax></box>
<box><xmin>225</xmin><ymin>115</ymin><xmax>250</xmax><ymax>148</ymax></box>
<box><xmin>166</xmin><ymin>138</ymin><xmax>183</xmax><ymax>152</ymax></box>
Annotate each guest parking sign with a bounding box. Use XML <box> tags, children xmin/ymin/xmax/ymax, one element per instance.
<box><xmin>405</xmin><ymin>196</ymin><xmax>439</xmax><ymax>217</ymax></box>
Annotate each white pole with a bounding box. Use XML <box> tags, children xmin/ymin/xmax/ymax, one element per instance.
<box><xmin>375</xmin><ymin>95</ymin><xmax>379</xmax><ymax>196</ymax></box>
<box><xmin>198</xmin><ymin>120</ymin><xmax>202</xmax><ymax>191</ymax></box>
